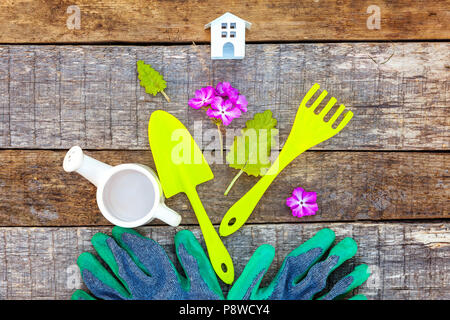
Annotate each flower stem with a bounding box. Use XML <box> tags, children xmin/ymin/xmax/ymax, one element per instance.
<box><xmin>160</xmin><ymin>90</ymin><xmax>170</xmax><ymax>102</ymax></box>
<box><xmin>224</xmin><ymin>168</ymin><xmax>245</xmax><ymax>196</ymax></box>
<box><xmin>216</xmin><ymin>123</ymin><xmax>223</xmax><ymax>161</ymax></box>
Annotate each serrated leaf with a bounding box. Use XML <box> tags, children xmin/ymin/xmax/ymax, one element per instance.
<box><xmin>137</xmin><ymin>60</ymin><xmax>168</xmax><ymax>98</ymax></box>
<box><xmin>226</xmin><ymin>110</ymin><xmax>278</xmax><ymax>177</ymax></box>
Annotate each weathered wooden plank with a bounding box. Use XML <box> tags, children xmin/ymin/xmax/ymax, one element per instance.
<box><xmin>0</xmin><ymin>150</ymin><xmax>447</xmax><ymax>226</ymax></box>
<box><xmin>0</xmin><ymin>222</ymin><xmax>448</xmax><ymax>299</ymax></box>
<box><xmin>0</xmin><ymin>0</ymin><xmax>449</xmax><ymax>43</ymax></box>
<box><xmin>0</xmin><ymin>43</ymin><xmax>448</xmax><ymax>150</ymax></box>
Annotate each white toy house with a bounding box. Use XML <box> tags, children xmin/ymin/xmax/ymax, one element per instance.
<box><xmin>205</xmin><ymin>12</ymin><xmax>251</xmax><ymax>60</ymax></box>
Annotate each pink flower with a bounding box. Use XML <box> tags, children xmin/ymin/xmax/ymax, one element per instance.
<box><xmin>286</xmin><ymin>187</ymin><xmax>318</xmax><ymax>218</ymax></box>
<box><xmin>188</xmin><ymin>86</ymin><xmax>215</xmax><ymax>109</ymax></box>
<box><xmin>215</xmin><ymin>82</ymin><xmax>232</xmax><ymax>97</ymax></box>
<box><xmin>206</xmin><ymin>96</ymin><xmax>242</xmax><ymax>126</ymax></box>
<box><xmin>233</xmin><ymin>95</ymin><xmax>248</xmax><ymax>112</ymax></box>
<box><xmin>188</xmin><ymin>83</ymin><xmax>247</xmax><ymax>127</ymax></box>
<box><xmin>227</xmin><ymin>88</ymin><xmax>238</xmax><ymax>102</ymax></box>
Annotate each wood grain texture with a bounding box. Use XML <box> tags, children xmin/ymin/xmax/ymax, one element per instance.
<box><xmin>0</xmin><ymin>0</ymin><xmax>449</xmax><ymax>43</ymax></box>
<box><xmin>0</xmin><ymin>222</ymin><xmax>448</xmax><ymax>299</ymax></box>
<box><xmin>0</xmin><ymin>43</ymin><xmax>449</xmax><ymax>150</ymax></box>
<box><xmin>0</xmin><ymin>150</ymin><xmax>447</xmax><ymax>226</ymax></box>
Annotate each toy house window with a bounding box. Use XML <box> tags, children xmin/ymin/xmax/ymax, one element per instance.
<box><xmin>221</xmin><ymin>23</ymin><xmax>227</xmax><ymax>29</ymax></box>
<box><xmin>230</xmin><ymin>31</ymin><xmax>236</xmax><ymax>38</ymax></box>
<box><xmin>221</xmin><ymin>32</ymin><xmax>227</xmax><ymax>38</ymax></box>
<box><xmin>230</xmin><ymin>23</ymin><xmax>236</xmax><ymax>29</ymax></box>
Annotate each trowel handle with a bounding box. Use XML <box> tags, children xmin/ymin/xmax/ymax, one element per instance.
<box><xmin>219</xmin><ymin>148</ymin><xmax>303</xmax><ymax>237</ymax></box>
<box><xmin>187</xmin><ymin>189</ymin><xmax>234</xmax><ymax>285</ymax></box>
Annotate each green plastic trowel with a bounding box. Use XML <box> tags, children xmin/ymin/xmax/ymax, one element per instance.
<box><xmin>148</xmin><ymin>110</ymin><xmax>234</xmax><ymax>284</ymax></box>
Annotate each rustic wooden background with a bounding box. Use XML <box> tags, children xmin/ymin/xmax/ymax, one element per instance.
<box><xmin>0</xmin><ymin>0</ymin><xmax>448</xmax><ymax>300</ymax></box>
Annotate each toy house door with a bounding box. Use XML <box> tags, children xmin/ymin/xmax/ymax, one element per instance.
<box><xmin>223</xmin><ymin>42</ymin><xmax>235</xmax><ymax>58</ymax></box>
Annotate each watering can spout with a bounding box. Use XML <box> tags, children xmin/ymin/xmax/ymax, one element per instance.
<box><xmin>63</xmin><ymin>146</ymin><xmax>112</xmax><ymax>187</ymax></box>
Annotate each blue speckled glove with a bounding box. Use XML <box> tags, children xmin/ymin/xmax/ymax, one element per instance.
<box><xmin>72</xmin><ymin>227</ymin><xmax>224</xmax><ymax>300</ymax></box>
<box><xmin>227</xmin><ymin>228</ymin><xmax>370</xmax><ymax>300</ymax></box>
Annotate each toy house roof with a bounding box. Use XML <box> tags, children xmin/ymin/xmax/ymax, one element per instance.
<box><xmin>204</xmin><ymin>12</ymin><xmax>252</xmax><ymax>29</ymax></box>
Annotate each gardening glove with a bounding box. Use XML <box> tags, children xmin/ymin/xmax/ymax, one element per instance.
<box><xmin>71</xmin><ymin>227</ymin><xmax>224</xmax><ymax>300</ymax></box>
<box><xmin>227</xmin><ymin>228</ymin><xmax>370</xmax><ymax>300</ymax></box>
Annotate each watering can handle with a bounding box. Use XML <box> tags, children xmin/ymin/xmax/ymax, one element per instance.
<box><xmin>153</xmin><ymin>203</ymin><xmax>182</xmax><ymax>227</ymax></box>
<box><xmin>186</xmin><ymin>188</ymin><xmax>234</xmax><ymax>284</ymax></box>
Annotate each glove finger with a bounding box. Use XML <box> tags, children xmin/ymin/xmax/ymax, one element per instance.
<box><xmin>326</xmin><ymin>237</ymin><xmax>358</xmax><ymax>273</ymax></box>
<box><xmin>227</xmin><ymin>244</ymin><xmax>275</xmax><ymax>300</ymax></box>
<box><xmin>292</xmin><ymin>237</ymin><xmax>357</xmax><ymax>300</ymax></box>
<box><xmin>348</xmin><ymin>294</ymin><xmax>368</xmax><ymax>300</ymax></box>
<box><xmin>261</xmin><ymin>229</ymin><xmax>335</xmax><ymax>300</ymax></box>
<box><xmin>288</xmin><ymin>228</ymin><xmax>336</xmax><ymax>283</ymax></box>
<box><xmin>77</xmin><ymin>252</ymin><xmax>130</xmax><ymax>299</ymax></box>
<box><xmin>111</xmin><ymin>226</ymin><xmax>177</xmax><ymax>281</ymax></box>
<box><xmin>71</xmin><ymin>289</ymin><xmax>96</xmax><ymax>300</ymax></box>
<box><xmin>228</xmin><ymin>228</ymin><xmax>334</xmax><ymax>300</ymax></box>
<box><xmin>318</xmin><ymin>264</ymin><xmax>371</xmax><ymax>300</ymax></box>
<box><xmin>91</xmin><ymin>231</ymin><xmax>157</xmax><ymax>298</ymax></box>
<box><xmin>175</xmin><ymin>230</ymin><xmax>224</xmax><ymax>299</ymax></box>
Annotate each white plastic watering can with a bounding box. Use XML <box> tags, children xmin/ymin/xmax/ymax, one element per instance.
<box><xmin>63</xmin><ymin>146</ymin><xmax>181</xmax><ymax>228</ymax></box>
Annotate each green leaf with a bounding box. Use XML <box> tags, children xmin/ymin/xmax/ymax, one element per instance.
<box><xmin>226</xmin><ymin>110</ymin><xmax>278</xmax><ymax>177</ymax></box>
<box><xmin>137</xmin><ymin>60</ymin><xmax>170</xmax><ymax>102</ymax></box>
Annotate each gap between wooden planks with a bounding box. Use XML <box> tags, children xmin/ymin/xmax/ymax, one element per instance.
<box><xmin>0</xmin><ymin>222</ymin><xmax>448</xmax><ymax>299</ymax></box>
<box><xmin>0</xmin><ymin>149</ymin><xmax>447</xmax><ymax>226</ymax></box>
<box><xmin>0</xmin><ymin>0</ymin><xmax>449</xmax><ymax>43</ymax></box>
<box><xmin>0</xmin><ymin>43</ymin><xmax>448</xmax><ymax>150</ymax></box>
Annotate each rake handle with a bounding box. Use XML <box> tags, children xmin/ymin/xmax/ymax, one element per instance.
<box><xmin>219</xmin><ymin>147</ymin><xmax>306</xmax><ymax>237</ymax></box>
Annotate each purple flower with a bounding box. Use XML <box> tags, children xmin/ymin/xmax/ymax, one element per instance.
<box><xmin>206</xmin><ymin>96</ymin><xmax>242</xmax><ymax>126</ymax></box>
<box><xmin>286</xmin><ymin>187</ymin><xmax>318</xmax><ymax>218</ymax></box>
<box><xmin>215</xmin><ymin>82</ymin><xmax>232</xmax><ymax>97</ymax></box>
<box><xmin>227</xmin><ymin>87</ymin><xmax>240</xmax><ymax>100</ymax></box>
<box><xmin>188</xmin><ymin>86</ymin><xmax>215</xmax><ymax>109</ymax></box>
<box><xmin>233</xmin><ymin>95</ymin><xmax>248</xmax><ymax>112</ymax></box>
<box><xmin>188</xmin><ymin>83</ymin><xmax>247</xmax><ymax>127</ymax></box>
